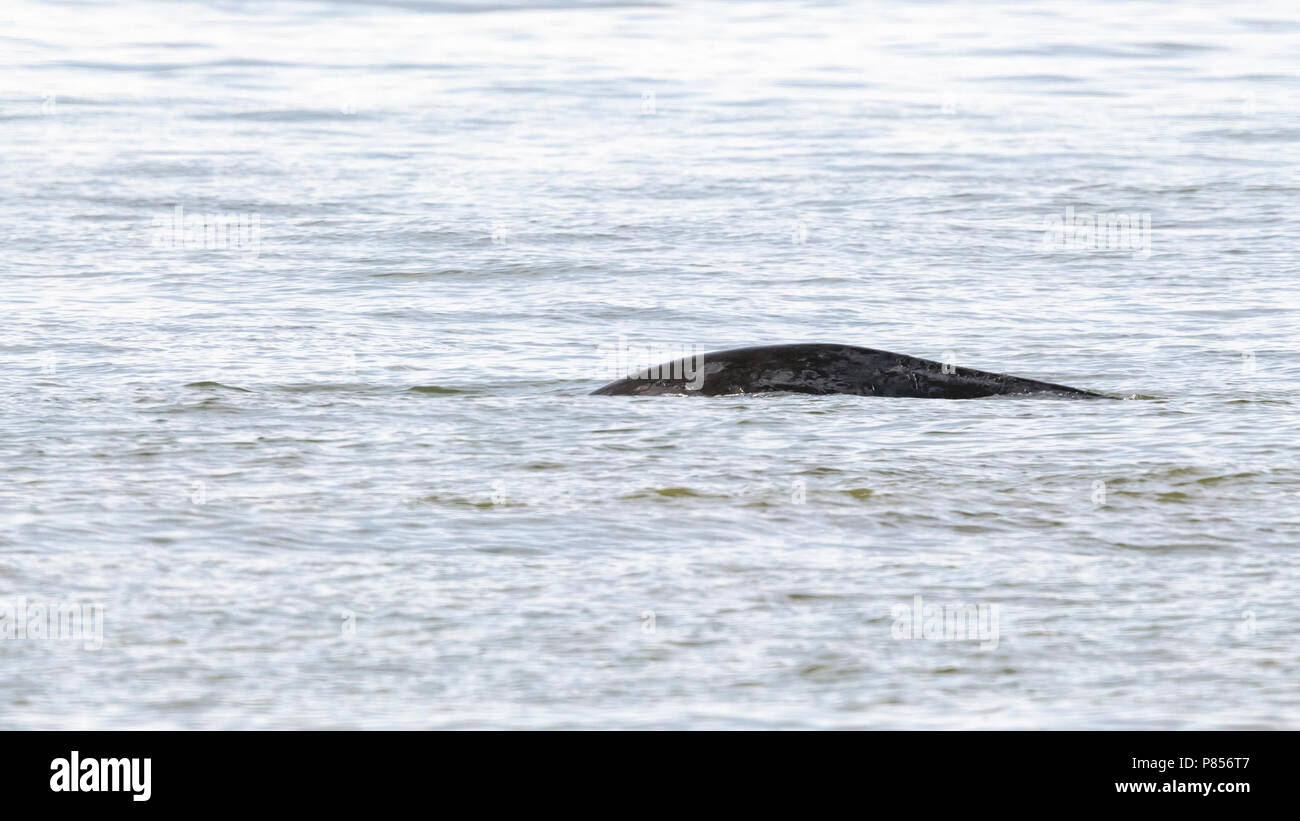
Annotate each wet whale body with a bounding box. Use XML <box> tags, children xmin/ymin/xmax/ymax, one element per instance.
<box><xmin>591</xmin><ymin>343</ymin><xmax>1107</xmax><ymax>399</ymax></box>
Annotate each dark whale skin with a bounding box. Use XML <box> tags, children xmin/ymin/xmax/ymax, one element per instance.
<box><xmin>590</xmin><ymin>343</ymin><xmax>1107</xmax><ymax>399</ymax></box>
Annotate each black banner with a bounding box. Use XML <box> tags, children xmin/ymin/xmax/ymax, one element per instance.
<box><xmin>3</xmin><ymin>731</ymin><xmax>1285</xmax><ymax>809</ymax></box>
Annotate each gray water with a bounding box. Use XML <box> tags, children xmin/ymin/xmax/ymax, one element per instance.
<box><xmin>2</xmin><ymin>0</ymin><xmax>1299</xmax><ymax>729</ymax></box>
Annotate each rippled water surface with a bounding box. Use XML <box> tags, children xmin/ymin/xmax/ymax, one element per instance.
<box><xmin>3</xmin><ymin>0</ymin><xmax>1299</xmax><ymax>728</ymax></box>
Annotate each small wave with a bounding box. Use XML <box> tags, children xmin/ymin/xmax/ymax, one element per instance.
<box><xmin>184</xmin><ymin>381</ymin><xmax>250</xmax><ymax>392</ymax></box>
<box><xmin>619</xmin><ymin>487</ymin><xmax>719</xmax><ymax>499</ymax></box>
<box><xmin>194</xmin><ymin>110</ymin><xmax>370</xmax><ymax>122</ymax></box>
<box><xmin>371</xmin><ymin>269</ymin><xmax>472</xmax><ymax>278</ymax></box>
<box><xmin>416</xmin><ymin>494</ymin><xmax>495</xmax><ymax>508</ymax></box>
<box><xmin>300</xmin><ymin>0</ymin><xmax>669</xmax><ymax>13</ymax></box>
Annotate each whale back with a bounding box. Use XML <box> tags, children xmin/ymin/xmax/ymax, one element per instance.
<box><xmin>590</xmin><ymin>343</ymin><xmax>1104</xmax><ymax>399</ymax></box>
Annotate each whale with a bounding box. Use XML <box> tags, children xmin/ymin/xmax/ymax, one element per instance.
<box><xmin>590</xmin><ymin>343</ymin><xmax>1108</xmax><ymax>399</ymax></box>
